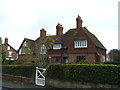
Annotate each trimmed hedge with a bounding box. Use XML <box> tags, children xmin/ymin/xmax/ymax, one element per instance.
<box><xmin>2</xmin><ymin>65</ymin><xmax>36</xmax><ymax>78</ymax></box>
<box><xmin>2</xmin><ymin>60</ymin><xmax>22</xmax><ymax>65</ymax></box>
<box><xmin>104</xmin><ymin>62</ymin><xmax>120</xmax><ymax>65</ymax></box>
<box><xmin>46</xmin><ymin>64</ymin><xmax>120</xmax><ymax>85</ymax></box>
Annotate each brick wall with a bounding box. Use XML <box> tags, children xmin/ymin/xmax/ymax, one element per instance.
<box><xmin>2</xmin><ymin>44</ymin><xmax>17</xmax><ymax>60</ymax></box>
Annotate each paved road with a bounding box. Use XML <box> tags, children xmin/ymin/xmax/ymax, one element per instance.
<box><xmin>2</xmin><ymin>80</ymin><xmax>54</xmax><ymax>90</ymax></box>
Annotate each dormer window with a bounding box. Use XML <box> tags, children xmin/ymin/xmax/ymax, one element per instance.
<box><xmin>74</xmin><ymin>40</ymin><xmax>87</xmax><ymax>48</ymax></box>
<box><xmin>53</xmin><ymin>44</ymin><xmax>62</xmax><ymax>50</ymax></box>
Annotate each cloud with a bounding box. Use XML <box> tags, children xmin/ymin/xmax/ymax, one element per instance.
<box><xmin>0</xmin><ymin>0</ymin><xmax>119</xmax><ymax>52</ymax></box>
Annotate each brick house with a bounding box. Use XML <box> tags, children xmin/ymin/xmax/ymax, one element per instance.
<box><xmin>2</xmin><ymin>38</ymin><xmax>18</xmax><ymax>60</ymax></box>
<box><xmin>17</xmin><ymin>15</ymin><xmax>106</xmax><ymax>64</ymax></box>
<box><xmin>48</xmin><ymin>15</ymin><xmax>106</xmax><ymax>64</ymax></box>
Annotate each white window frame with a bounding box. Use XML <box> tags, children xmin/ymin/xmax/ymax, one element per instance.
<box><xmin>11</xmin><ymin>58</ymin><xmax>14</xmax><ymax>60</ymax></box>
<box><xmin>7</xmin><ymin>46</ymin><xmax>10</xmax><ymax>50</ymax></box>
<box><xmin>8</xmin><ymin>51</ymin><xmax>12</xmax><ymax>57</ymax></box>
<box><xmin>74</xmin><ymin>40</ymin><xmax>87</xmax><ymax>48</ymax></box>
<box><xmin>40</xmin><ymin>44</ymin><xmax>47</xmax><ymax>54</ymax></box>
<box><xmin>53</xmin><ymin>44</ymin><xmax>62</xmax><ymax>50</ymax></box>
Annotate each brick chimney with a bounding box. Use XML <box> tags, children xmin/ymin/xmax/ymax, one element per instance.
<box><xmin>4</xmin><ymin>37</ymin><xmax>8</xmax><ymax>44</ymax></box>
<box><xmin>40</xmin><ymin>28</ymin><xmax>46</xmax><ymax>37</ymax></box>
<box><xmin>56</xmin><ymin>23</ymin><xmax>63</xmax><ymax>36</ymax></box>
<box><xmin>76</xmin><ymin>15</ymin><xmax>83</xmax><ymax>29</ymax></box>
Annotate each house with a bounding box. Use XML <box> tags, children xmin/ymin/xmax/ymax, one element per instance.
<box><xmin>17</xmin><ymin>38</ymin><xmax>35</xmax><ymax>63</ymax></box>
<box><xmin>48</xmin><ymin>15</ymin><xmax>107</xmax><ymax>64</ymax></box>
<box><xmin>2</xmin><ymin>38</ymin><xmax>18</xmax><ymax>60</ymax></box>
<box><xmin>17</xmin><ymin>15</ymin><xmax>106</xmax><ymax>64</ymax></box>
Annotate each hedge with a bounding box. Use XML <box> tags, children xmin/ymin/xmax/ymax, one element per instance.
<box><xmin>2</xmin><ymin>65</ymin><xmax>36</xmax><ymax>78</ymax></box>
<box><xmin>46</xmin><ymin>64</ymin><xmax>120</xmax><ymax>85</ymax></box>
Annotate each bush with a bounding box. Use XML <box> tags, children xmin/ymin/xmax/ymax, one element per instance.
<box><xmin>2</xmin><ymin>60</ymin><xmax>22</xmax><ymax>65</ymax></box>
<box><xmin>104</xmin><ymin>62</ymin><xmax>120</xmax><ymax>65</ymax></box>
<box><xmin>2</xmin><ymin>64</ymin><xmax>36</xmax><ymax>78</ymax></box>
<box><xmin>77</xmin><ymin>60</ymin><xmax>90</xmax><ymax>64</ymax></box>
<box><xmin>46</xmin><ymin>64</ymin><xmax>120</xmax><ymax>85</ymax></box>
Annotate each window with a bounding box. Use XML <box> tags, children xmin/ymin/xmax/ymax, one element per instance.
<box><xmin>53</xmin><ymin>44</ymin><xmax>62</xmax><ymax>50</ymax></box>
<box><xmin>8</xmin><ymin>51</ymin><xmax>12</xmax><ymax>57</ymax></box>
<box><xmin>7</xmin><ymin>46</ymin><xmax>10</xmax><ymax>50</ymax></box>
<box><xmin>76</xmin><ymin>56</ymin><xmax>86</xmax><ymax>63</ymax></box>
<box><xmin>40</xmin><ymin>44</ymin><xmax>47</xmax><ymax>54</ymax></box>
<box><xmin>19</xmin><ymin>48</ymin><xmax>25</xmax><ymax>54</ymax></box>
<box><xmin>52</xmin><ymin>57</ymin><xmax>61</xmax><ymax>63</ymax></box>
<box><xmin>11</xmin><ymin>58</ymin><xmax>14</xmax><ymax>60</ymax></box>
<box><xmin>74</xmin><ymin>40</ymin><xmax>87</xmax><ymax>48</ymax></box>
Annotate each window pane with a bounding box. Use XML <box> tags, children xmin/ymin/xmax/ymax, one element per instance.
<box><xmin>76</xmin><ymin>56</ymin><xmax>86</xmax><ymax>62</ymax></box>
<box><xmin>74</xmin><ymin>40</ymin><xmax>87</xmax><ymax>48</ymax></box>
<box><xmin>8</xmin><ymin>46</ymin><xmax>10</xmax><ymax>50</ymax></box>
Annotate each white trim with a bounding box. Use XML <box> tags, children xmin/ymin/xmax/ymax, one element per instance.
<box><xmin>8</xmin><ymin>51</ymin><xmax>12</xmax><ymax>57</ymax></box>
<box><xmin>74</xmin><ymin>40</ymin><xmax>87</xmax><ymax>48</ymax></box>
<box><xmin>53</xmin><ymin>44</ymin><xmax>62</xmax><ymax>49</ymax></box>
<box><xmin>7</xmin><ymin>46</ymin><xmax>10</xmax><ymax>50</ymax></box>
<box><xmin>40</xmin><ymin>44</ymin><xmax>47</xmax><ymax>54</ymax></box>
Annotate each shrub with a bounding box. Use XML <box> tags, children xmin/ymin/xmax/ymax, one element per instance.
<box><xmin>2</xmin><ymin>60</ymin><xmax>22</xmax><ymax>65</ymax></box>
<box><xmin>77</xmin><ymin>60</ymin><xmax>90</xmax><ymax>64</ymax></box>
<box><xmin>2</xmin><ymin>64</ymin><xmax>36</xmax><ymax>78</ymax></box>
<box><xmin>46</xmin><ymin>64</ymin><xmax>120</xmax><ymax>85</ymax></box>
<box><xmin>104</xmin><ymin>62</ymin><xmax>120</xmax><ymax>65</ymax></box>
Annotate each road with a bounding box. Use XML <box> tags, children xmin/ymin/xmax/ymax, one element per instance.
<box><xmin>2</xmin><ymin>80</ymin><xmax>54</xmax><ymax>90</ymax></box>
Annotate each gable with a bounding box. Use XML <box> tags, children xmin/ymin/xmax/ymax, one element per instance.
<box><xmin>82</xmin><ymin>27</ymin><xmax>106</xmax><ymax>50</ymax></box>
<box><xmin>18</xmin><ymin>38</ymin><xmax>35</xmax><ymax>54</ymax></box>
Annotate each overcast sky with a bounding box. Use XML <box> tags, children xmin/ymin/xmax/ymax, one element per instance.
<box><xmin>0</xmin><ymin>0</ymin><xmax>119</xmax><ymax>53</ymax></box>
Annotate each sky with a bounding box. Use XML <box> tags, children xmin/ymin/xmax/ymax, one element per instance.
<box><xmin>0</xmin><ymin>0</ymin><xmax>119</xmax><ymax>53</ymax></box>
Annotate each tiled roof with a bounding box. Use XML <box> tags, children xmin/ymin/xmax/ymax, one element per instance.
<box><xmin>54</xmin><ymin>27</ymin><xmax>106</xmax><ymax>50</ymax></box>
<box><xmin>83</xmin><ymin>27</ymin><xmax>106</xmax><ymax>50</ymax></box>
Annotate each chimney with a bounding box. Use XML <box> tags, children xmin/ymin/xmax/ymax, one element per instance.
<box><xmin>4</xmin><ymin>37</ymin><xmax>8</xmax><ymax>44</ymax></box>
<box><xmin>40</xmin><ymin>28</ymin><xmax>46</xmax><ymax>37</ymax></box>
<box><xmin>76</xmin><ymin>15</ymin><xmax>83</xmax><ymax>29</ymax></box>
<box><xmin>56</xmin><ymin>23</ymin><xmax>63</xmax><ymax>36</ymax></box>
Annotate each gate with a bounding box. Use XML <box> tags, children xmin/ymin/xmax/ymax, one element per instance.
<box><xmin>35</xmin><ymin>67</ymin><xmax>46</xmax><ymax>86</ymax></box>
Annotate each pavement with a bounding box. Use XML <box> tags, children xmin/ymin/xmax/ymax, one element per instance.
<box><xmin>2</xmin><ymin>80</ymin><xmax>54</xmax><ymax>90</ymax></box>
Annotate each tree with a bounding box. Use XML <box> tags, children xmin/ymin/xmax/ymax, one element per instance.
<box><xmin>108</xmin><ymin>49</ymin><xmax>120</xmax><ymax>63</ymax></box>
<box><xmin>35</xmin><ymin>36</ymin><xmax>54</xmax><ymax>67</ymax></box>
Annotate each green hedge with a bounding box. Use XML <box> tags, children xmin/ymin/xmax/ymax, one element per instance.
<box><xmin>46</xmin><ymin>64</ymin><xmax>120</xmax><ymax>85</ymax></box>
<box><xmin>2</xmin><ymin>65</ymin><xmax>36</xmax><ymax>78</ymax></box>
<box><xmin>2</xmin><ymin>60</ymin><xmax>22</xmax><ymax>65</ymax></box>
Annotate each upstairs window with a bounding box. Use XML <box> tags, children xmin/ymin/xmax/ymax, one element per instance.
<box><xmin>53</xmin><ymin>44</ymin><xmax>62</xmax><ymax>50</ymax></box>
<box><xmin>7</xmin><ymin>46</ymin><xmax>10</xmax><ymax>50</ymax></box>
<box><xmin>74</xmin><ymin>40</ymin><xmax>87</xmax><ymax>48</ymax></box>
<box><xmin>8</xmin><ymin>51</ymin><xmax>12</xmax><ymax>57</ymax></box>
<box><xmin>40</xmin><ymin>44</ymin><xmax>47</xmax><ymax>54</ymax></box>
